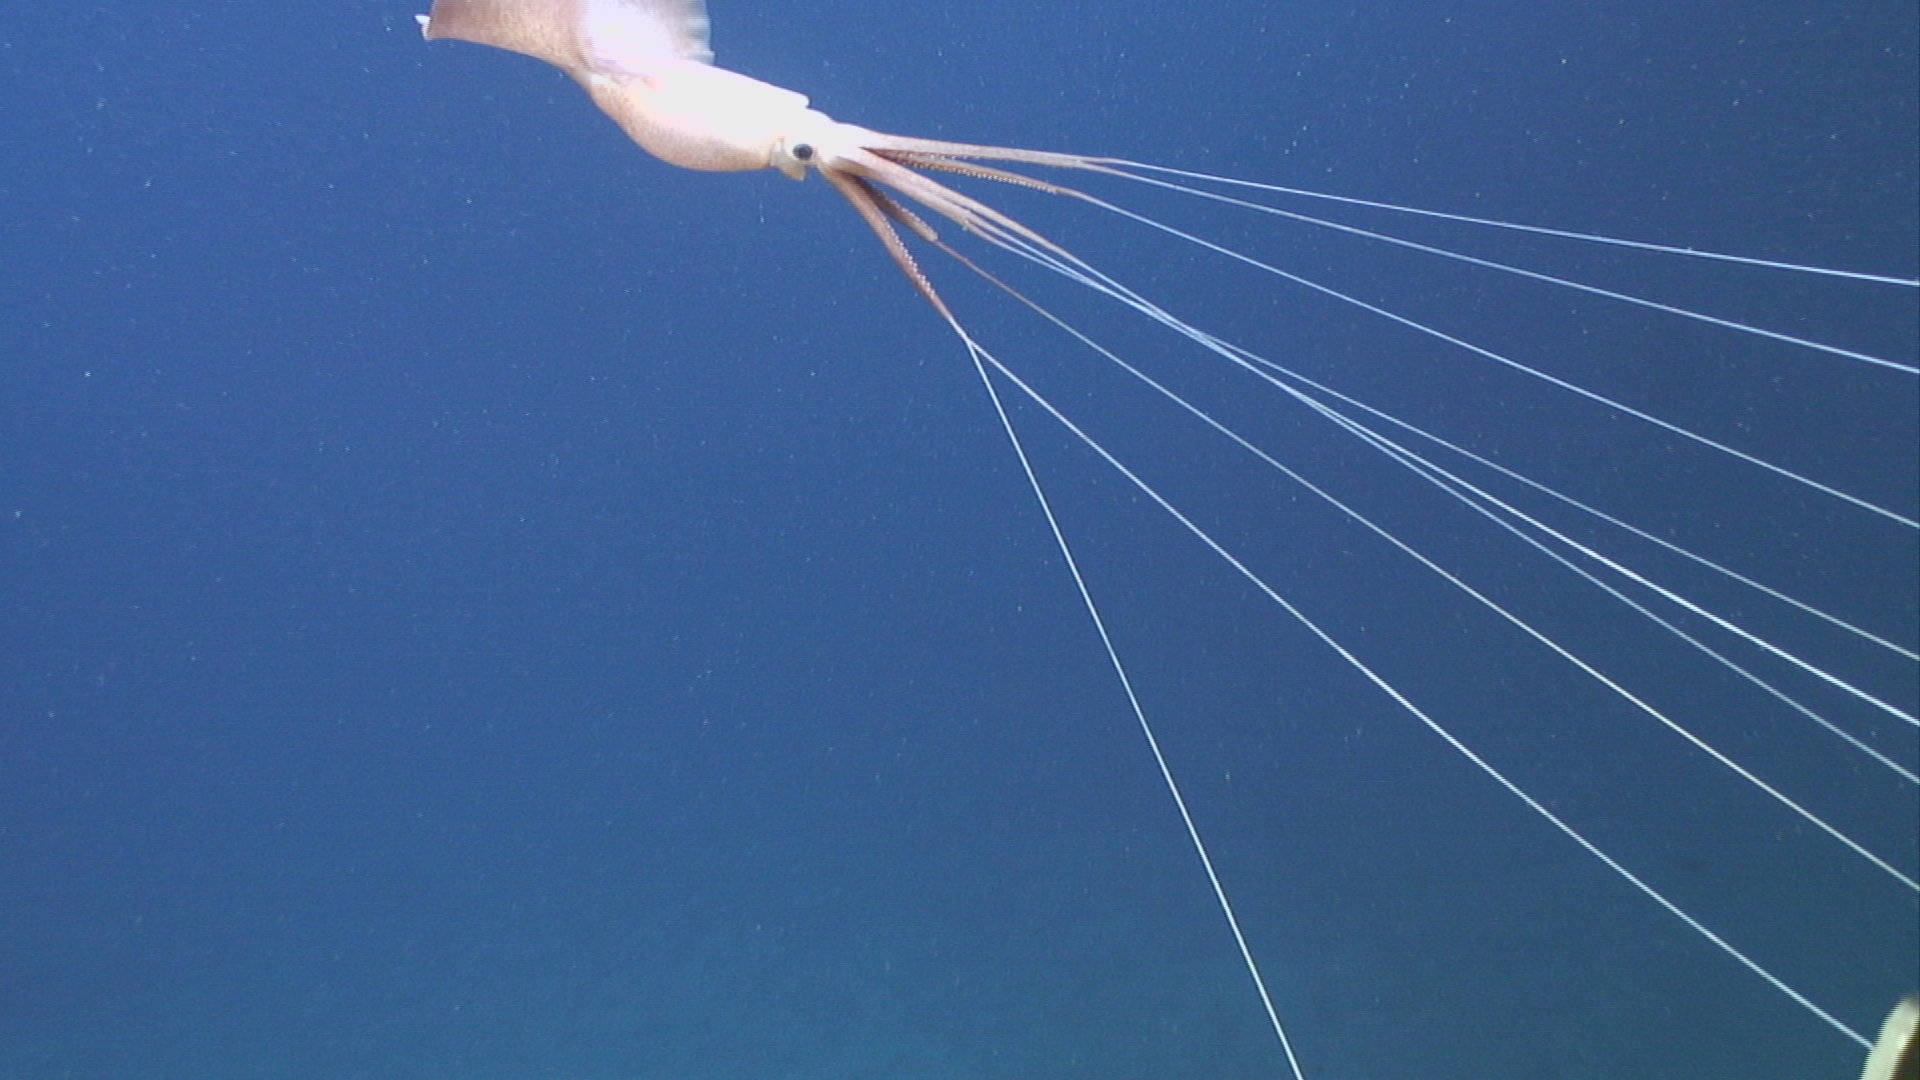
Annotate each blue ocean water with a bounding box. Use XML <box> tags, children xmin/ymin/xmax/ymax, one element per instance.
<box><xmin>1</xmin><ymin>2</ymin><xmax>1914</xmax><ymax>1078</ymax></box>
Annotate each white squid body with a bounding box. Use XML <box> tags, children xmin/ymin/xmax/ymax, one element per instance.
<box><xmin>417</xmin><ymin>0</ymin><xmax>858</xmax><ymax>178</ymax></box>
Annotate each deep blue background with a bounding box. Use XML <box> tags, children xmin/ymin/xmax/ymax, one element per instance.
<box><xmin>2</xmin><ymin>3</ymin><xmax>1915</xmax><ymax>1078</ymax></box>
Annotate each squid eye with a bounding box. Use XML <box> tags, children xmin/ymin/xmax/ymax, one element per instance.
<box><xmin>790</xmin><ymin>142</ymin><xmax>815</xmax><ymax>162</ymax></box>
